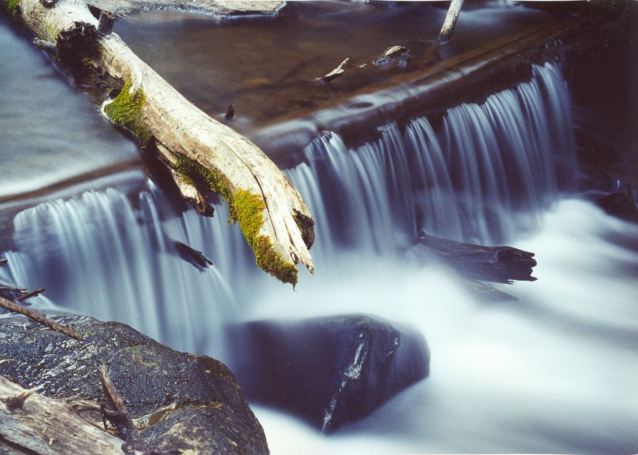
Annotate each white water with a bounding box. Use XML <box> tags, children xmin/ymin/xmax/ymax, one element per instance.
<box><xmin>250</xmin><ymin>200</ymin><xmax>638</xmax><ymax>454</ymax></box>
<box><xmin>2</xmin><ymin>63</ymin><xmax>637</xmax><ymax>453</ymax></box>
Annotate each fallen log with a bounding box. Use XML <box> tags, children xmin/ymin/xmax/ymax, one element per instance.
<box><xmin>0</xmin><ymin>375</ymin><xmax>125</xmax><ymax>455</ymax></box>
<box><xmin>417</xmin><ymin>232</ymin><xmax>537</xmax><ymax>284</ymax></box>
<box><xmin>14</xmin><ymin>0</ymin><xmax>314</xmax><ymax>285</ymax></box>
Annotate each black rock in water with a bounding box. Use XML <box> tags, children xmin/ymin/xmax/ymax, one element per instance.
<box><xmin>0</xmin><ymin>314</ymin><xmax>268</xmax><ymax>454</ymax></box>
<box><xmin>232</xmin><ymin>314</ymin><xmax>430</xmax><ymax>433</ymax></box>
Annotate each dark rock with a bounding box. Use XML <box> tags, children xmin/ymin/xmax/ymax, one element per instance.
<box><xmin>597</xmin><ymin>193</ymin><xmax>638</xmax><ymax>223</ymax></box>
<box><xmin>0</xmin><ymin>314</ymin><xmax>268</xmax><ymax>454</ymax></box>
<box><xmin>232</xmin><ymin>314</ymin><xmax>429</xmax><ymax>433</ymax></box>
<box><xmin>372</xmin><ymin>45</ymin><xmax>409</xmax><ymax>68</ymax></box>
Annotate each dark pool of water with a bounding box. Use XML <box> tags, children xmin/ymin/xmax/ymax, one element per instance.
<box><xmin>116</xmin><ymin>1</ymin><xmax>554</xmax><ymax>145</ymax></box>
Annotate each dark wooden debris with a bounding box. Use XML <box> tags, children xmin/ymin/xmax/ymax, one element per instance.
<box><xmin>16</xmin><ymin>288</ymin><xmax>46</xmax><ymax>302</ymax></box>
<box><xmin>98</xmin><ymin>365</ymin><xmax>152</xmax><ymax>455</ymax></box>
<box><xmin>98</xmin><ymin>10</ymin><xmax>116</xmax><ymax>35</ymax></box>
<box><xmin>174</xmin><ymin>241</ymin><xmax>213</xmax><ymax>271</ymax></box>
<box><xmin>417</xmin><ymin>232</ymin><xmax>537</xmax><ymax>284</ymax></box>
<box><xmin>0</xmin><ymin>296</ymin><xmax>83</xmax><ymax>341</ymax></box>
<box><xmin>225</xmin><ymin>103</ymin><xmax>235</xmax><ymax>120</ymax></box>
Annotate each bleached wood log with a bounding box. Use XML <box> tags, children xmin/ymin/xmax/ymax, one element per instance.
<box><xmin>16</xmin><ymin>0</ymin><xmax>314</xmax><ymax>285</ymax></box>
<box><xmin>0</xmin><ymin>375</ymin><xmax>125</xmax><ymax>454</ymax></box>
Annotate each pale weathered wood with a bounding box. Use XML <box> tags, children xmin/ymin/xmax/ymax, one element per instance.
<box><xmin>0</xmin><ymin>375</ymin><xmax>125</xmax><ymax>455</ymax></box>
<box><xmin>17</xmin><ymin>0</ymin><xmax>314</xmax><ymax>284</ymax></box>
<box><xmin>321</xmin><ymin>58</ymin><xmax>349</xmax><ymax>83</ymax></box>
<box><xmin>439</xmin><ymin>0</ymin><xmax>465</xmax><ymax>42</ymax></box>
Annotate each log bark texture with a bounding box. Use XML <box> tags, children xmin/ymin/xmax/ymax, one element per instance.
<box><xmin>0</xmin><ymin>375</ymin><xmax>125</xmax><ymax>454</ymax></box>
<box><xmin>417</xmin><ymin>233</ymin><xmax>537</xmax><ymax>284</ymax></box>
<box><xmin>17</xmin><ymin>0</ymin><xmax>314</xmax><ymax>285</ymax></box>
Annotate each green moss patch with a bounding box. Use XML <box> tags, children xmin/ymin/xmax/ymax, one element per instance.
<box><xmin>3</xmin><ymin>0</ymin><xmax>22</xmax><ymax>19</ymax></box>
<box><xmin>175</xmin><ymin>155</ymin><xmax>298</xmax><ymax>285</ymax></box>
<box><xmin>105</xmin><ymin>78</ymin><xmax>152</xmax><ymax>143</ymax></box>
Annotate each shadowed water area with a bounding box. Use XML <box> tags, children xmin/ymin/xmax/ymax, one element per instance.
<box><xmin>1</xmin><ymin>2</ymin><xmax>637</xmax><ymax>454</ymax></box>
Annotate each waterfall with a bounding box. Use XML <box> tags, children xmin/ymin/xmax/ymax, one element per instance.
<box><xmin>4</xmin><ymin>181</ymin><xmax>255</xmax><ymax>359</ymax></box>
<box><xmin>288</xmin><ymin>63</ymin><xmax>575</xmax><ymax>255</ymax></box>
<box><xmin>2</xmin><ymin>63</ymin><xmax>575</xmax><ymax>354</ymax></box>
<box><xmin>3</xmin><ymin>60</ymin><xmax>636</xmax><ymax>452</ymax></box>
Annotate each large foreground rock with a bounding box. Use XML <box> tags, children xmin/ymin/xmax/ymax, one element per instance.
<box><xmin>232</xmin><ymin>314</ymin><xmax>429</xmax><ymax>433</ymax></box>
<box><xmin>0</xmin><ymin>314</ymin><xmax>268</xmax><ymax>454</ymax></box>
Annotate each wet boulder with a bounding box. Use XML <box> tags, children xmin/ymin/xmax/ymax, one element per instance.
<box><xmin>0</xmin><ymin>314</ymin><xmax>268</xmax><ymax>454</ymax></box>
<box><xmin>232</xmin><ymin>314</ymin><xmax>429</xmax><ymax>433</ymax></box>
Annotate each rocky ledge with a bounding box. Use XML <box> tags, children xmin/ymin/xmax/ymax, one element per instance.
<box><xmin>0</xmin><ymin>313</ymin><xmax>269</xmax><ymax>454</ymax></box>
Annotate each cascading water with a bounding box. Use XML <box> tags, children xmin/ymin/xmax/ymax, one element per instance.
<box><xmin>288</xmin><ymin>63</ymin><xmax>575</xmax><ymax>254</ymax></box>
<box><xmin>2</xmin><ymin>62</ymin><xmax>636</xmax><ymax>453</ymax></box>
<box><xmin>4</xmin><ymin>180</ymin><xmax>254</xmax><ymax>358</ymax></box>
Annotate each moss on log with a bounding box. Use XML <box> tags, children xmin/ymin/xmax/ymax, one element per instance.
<box><xmin>13</xmin><ymin>0</ymin><xmax>315</xmax><ymax>285</ymax></box>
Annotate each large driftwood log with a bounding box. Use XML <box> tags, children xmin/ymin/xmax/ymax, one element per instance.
<box><xmin>417</xmin><ymin>232</ymin><xmax>537</xmax><ymax>284</ymax></box>
<box><xmin>16</xmin><ymin>0</ymin><xmax>314</xmax><ymax>285</ymax></box>
<box><xmin>0</xmin><ymin>375</ymin><xmax>125</xmax><ymax>454</ymax></box>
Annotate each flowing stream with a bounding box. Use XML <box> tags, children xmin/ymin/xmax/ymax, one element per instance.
<box><xmin>0</xmin><ymin>11</ymin><xmax>636</xmax><ymax>454</ymax></box>
<box><xmin>0</xmin><ymin>18</ymin><xmax>141</xmax><ymax>201</ymax></box>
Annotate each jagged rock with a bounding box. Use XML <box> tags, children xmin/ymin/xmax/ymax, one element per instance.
<box><xmin>232</xmin><ymin>314</ymin><xmax>429</xmax><ymax>433</ymax></box>
<box><xmin>597</xmin><ymin>193</ymin><xmax>638</xmax><ymax>223</ymax></box>
<box><xmin>372</xmin><ymin>45</ymin><xmax>409</xmax><ymax>67</ymax></box>
<box><xmin>0</xmin><ymin>314</ymin><xmax>268</xmax><ymax>454</ymax></box>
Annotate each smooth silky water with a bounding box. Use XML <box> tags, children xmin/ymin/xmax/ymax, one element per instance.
<box><xmin>0</xmin><ymin>17</ymin><xmax>141</xmax><ymax>200</ymax></box>
<box><xmin>1</xmin><ymin>55</ymin><xmax>636</xmax><ymax>452</ymax></box>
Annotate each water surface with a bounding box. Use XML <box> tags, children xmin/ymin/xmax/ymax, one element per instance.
<box><xmin>0</xmin><ymin>17</ymin><xmax>141</xmax><ymax>200</ymax></box>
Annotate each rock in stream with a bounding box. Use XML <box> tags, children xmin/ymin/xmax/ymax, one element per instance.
<box><xmin>0</xmin><ymin>313</ymin><xmax>269</xmax><ymax>454</ymax></box>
